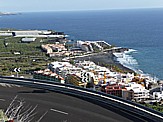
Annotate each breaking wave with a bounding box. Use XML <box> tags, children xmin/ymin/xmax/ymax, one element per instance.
<box><xmin>113</xmin><ymin>49</ymin><xmax>159</xmax><ymax>81</ymax></box>
<box><xmin>113</xmin><ymin>49</ymin><xmax>139</xmax><ymax>73</ymax></box>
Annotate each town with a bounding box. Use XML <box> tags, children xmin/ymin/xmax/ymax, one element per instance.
<box><xmin>0</xmin><ymin>29</ymin><xmax>163</xmax><ymax>108</ymax></box>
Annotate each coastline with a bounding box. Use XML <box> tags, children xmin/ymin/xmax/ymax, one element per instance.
<box><xmin>75</xmin><ymin>51</ymin><xmax>135</xmax><ymax>73</ymax></box>
<box><xmin>74</xmin><ymin>49</ymin><xmax>160</xmax><ymax>82</ymax></box>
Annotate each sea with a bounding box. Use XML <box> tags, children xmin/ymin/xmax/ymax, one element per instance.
<box><xmin>1</xmin><ymin>8</ymin><xmax>163</xmax><ymax>79</ymax></box>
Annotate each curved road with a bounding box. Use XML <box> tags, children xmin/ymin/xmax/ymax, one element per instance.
<box><xmin>0</xmin><ymin>85</ymin><xmax>145</xmax><ymax>122</ymax></box>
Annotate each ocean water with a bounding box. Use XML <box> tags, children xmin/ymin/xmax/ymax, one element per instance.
<box><xmin>1</xmin><ymin>8</ymin><xmax>163</xmax><ymax>79</ymax></box>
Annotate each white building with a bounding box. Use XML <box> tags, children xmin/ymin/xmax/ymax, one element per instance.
<box><xmin>0</xmin><ymin>31</ymin><xmax>13</xmax><ymax>36</ymax></box>
<box><xmin>41</xmin><ymin>44</ymin><xmax>67</xmax><ymax>55</ymax></box>
<box><xmin>152</xmin><ymin>85</ymin><xmax>163</xmax><ymax>100</ymax></box>
<box><xmin>21</xmin><ymin>38</ymin><xmax>36</xmax><ymax>42</ymax></box>
<box><xmin>48</xmin><ymin>61</ymin><xmax>73</xmax><ymax>73</ymax></box>
<box><xmin>125</xmin><ymin>82</ymin><xmax>150</xmax><ymax>102</ymax></box>
<box><xmin>75</xmin><ymin>40</ymin><xmax>111</xmax><ymax>52</ymax></box>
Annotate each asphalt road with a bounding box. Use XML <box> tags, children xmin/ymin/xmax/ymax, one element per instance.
<box><xmin>0</xmin><ymin>85</ymin><xmax>145</xmax><ymax>122</ymax></box>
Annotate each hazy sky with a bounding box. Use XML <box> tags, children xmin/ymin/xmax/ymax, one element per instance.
<box><xmin>1</xmin><ymin>0</ymin><xmax>163</xmax><ymax>12</ymax></box>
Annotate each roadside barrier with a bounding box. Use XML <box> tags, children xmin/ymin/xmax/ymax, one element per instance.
<box><xmin>0</xmin><ymin>76</ymin><xmax>163</xmax><ymax>122</ymax></box>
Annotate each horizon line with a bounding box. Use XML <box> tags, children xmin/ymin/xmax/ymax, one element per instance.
<box><xmin>1</xmin><ymin>7</ymin><xmax>163</xmax><ymax>13</ymax></box>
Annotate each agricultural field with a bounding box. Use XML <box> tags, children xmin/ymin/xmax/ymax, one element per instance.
<box><xmin>0</xmin><ymin>35</ymin><xmax>61</xmax><ymax>77</ymax></box>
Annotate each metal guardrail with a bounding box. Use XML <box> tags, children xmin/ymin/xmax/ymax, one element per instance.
<box><xmin>0</xmin><ymin>76</ymin><xmax>163</xmax><ymax>121</ymax></box>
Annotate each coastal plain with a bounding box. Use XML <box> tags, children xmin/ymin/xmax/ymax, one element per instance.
<box><xmin>0</xmin><ymin>29</ymin><xmax>132</xmax><ymax>76</ymax></box>
<box><xmin>0</xmin><ymin>29</ymin><xmax>163</xmax><ymax>113</ymax></box>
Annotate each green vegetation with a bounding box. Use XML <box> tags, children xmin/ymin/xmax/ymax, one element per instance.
<box><xmin>143</xmin><ymin>103</ymin><xmax>163</xmax><ymax>113</ymax></box>
<box><xmin>69</xmin><ymin>59</ymin><xmax>75</xmax><ymax>65</ymax></box>
<box><xmin>0</xmin><ymin>36</ymin><xmax>60</xmax><ymax>76</ymax></box>
<box><xmin>0</xmin><ymin>109</ymin><xmax>8</xmax><ymax>121</ymax></box>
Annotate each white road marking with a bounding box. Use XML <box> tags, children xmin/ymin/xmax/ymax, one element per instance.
<box><xmin>50</xmin><ymin>108</ymin><xmax>68</xmax><ymax>115</ymax></box>
<box><xmin>0</xmin><ymin>99</ymin><xmax>5</xmax><ymax>101</ymax></box>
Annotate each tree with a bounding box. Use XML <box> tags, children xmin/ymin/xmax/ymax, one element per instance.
<box><xmin>69</xmin><ymin>59</ymin><xmax>75</xmax><ymax>65</ymax></box>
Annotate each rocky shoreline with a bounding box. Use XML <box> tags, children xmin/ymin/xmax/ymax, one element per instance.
<box><xmin>75</xmin><ymin>51</ymin><xmax>135</xmax><ymax>73</ymax></box>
